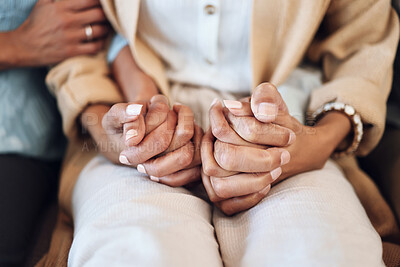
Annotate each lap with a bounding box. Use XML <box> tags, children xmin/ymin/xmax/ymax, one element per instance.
<box><xmin>70</xmin><ymin>155</ymin><xmax>221</xmax><ymax>267</ymax></box>
<box><xmin>71</xmin><ymin>156</ymin><xmax>383</xmax><ymax>267</ymax></box>
<box><xmin>213</xmin><ymin>160</ymin><xmax>383</xmax><ymax>267</ymax></box>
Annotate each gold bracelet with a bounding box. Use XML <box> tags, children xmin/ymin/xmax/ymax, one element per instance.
<box><xmin>307</xmin><ymin>102</ymin><xmax>363</xmax><ymax>157</ymax></box>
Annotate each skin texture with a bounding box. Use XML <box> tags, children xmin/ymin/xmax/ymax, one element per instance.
<box><xmin>84</xmin><ymin>55</ymin><xmax>351</xmax><ymax>215</ymax></box>
<box><xmin>82</xmin><ymin>46</ymin><xmax>203</xmax><ymax>187</ymax></box>
<box><xmin>0</xmin><ymin>0</ymin><xmax>109</xmax><ymax>70</ymax></box>
<box><xmin>202</xmin><ymin>83</ymin><xmax>352</xmax><ymax>215</ymax></box>
<box><xmin>83</xmin><ymin>55</ymin><xmax>351</xmax><ymax>215</ymax></box>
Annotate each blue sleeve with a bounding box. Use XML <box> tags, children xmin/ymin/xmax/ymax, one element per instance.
<box><xmin>107</xmin><ymin>34</ymin><xmax>129</xmax><ymax>64</ymax></box>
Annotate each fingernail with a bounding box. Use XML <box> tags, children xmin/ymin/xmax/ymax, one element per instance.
<box><xmin>126</xmin><ymin>104</ymin><xmax>143</xmax><ymax>116</ymax></box>
<box><xmin>210</xmin><ymin>98</ymin><xmax>219</xmax><ymax>107</ymax></box>
<box><xmin>119</xmin><ymin>155</ymin><xmax>131</xmax><ymax>165</ymax></box>
<box><xmin>223</xmin><ymin>100</ymin><xmax>242</xmax><ymax>109</ymax></box>
<box><xmin>259</xmin><ymin>184</ymin><xmax>271</xmax><ymax>194</ymax></box>
<box><xmin>174</xmin><ymin>102</ymin><xmax>182</xmax><ymax>106</ymax></box>
<box><xmin>288</xmin><ymin>132</ymin><xmax>296</xmax><ymax>145</ymax></box>
<box><xmin>126</xmin><ymin>129</ymin><xmax>138</xmax><ymax>141</ymax></box>
<box><xmin>150</xmin><ymin>176</ymin><xmax>160</xmax><ymax>182</ymax></box>
<box><xmin>257</xmin><ymin>103</ymin><xmax>277</xmax><ymax>120</ymax></box>
<box><xmin>280</xmin><ymin>150</ymin><xmax>290</xmax><ymax>165</ymax></box>
<box><xmin>137</xmin><ymin>164</ymin><xmax>146</xmax><ymax>174</ymax></box>
<box><xmin>270</xmin><ymin>167</ymin><xmax>282</xmax><ymax>181</ymax></box>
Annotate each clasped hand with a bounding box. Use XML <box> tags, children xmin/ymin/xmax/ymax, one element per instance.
<box><xmin>201</xmin><ymin>83</ymin><xmax>297</xmax><ymax>215</ymax></box>
<box><xmin>102</xmin><ymin>95</ymin><xmax>203</xmax><ymax>187</ymax></box>
<box><xmin>99</xmin><ymin>83</ymin><xmax>333</xmax><ymax>216</ymax></box>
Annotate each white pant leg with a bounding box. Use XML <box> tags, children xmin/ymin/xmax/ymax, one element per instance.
<box><xmin>214</xmin><ymin>160</ymin><xmax>384</xmax><ymax>267</ymax></box>
<box><xmin>69</xmin><ymin>156</ymin><xmax>222</xmax><ymax>267</ymax></box>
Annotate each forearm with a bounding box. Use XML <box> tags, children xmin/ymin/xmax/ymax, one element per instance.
<box><xmin>112</xmin><ymin>46</ymin><xmax>159</xmax><ymax>102</ymax></box>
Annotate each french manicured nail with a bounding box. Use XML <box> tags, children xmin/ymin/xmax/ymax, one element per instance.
<box><xmin>210</xmin><ymin>98</ymin><xmax>219</xmax><ymax>107</ymax></box>
<box><xmin>280</xmin><ymin>151</ymin><xmax>290</xmax><ymax>165</ymax></box>
<box><xmin>126</xmin><ymin>104</ymin><xmax>143</xmax><ymax>116</ymax></box>
<box><xmin>270</xmin><ymin>167</ymin><xmax>282</xmax><ymax>181</ymax></box>
<box><xmin>259</xmin><ymin>184</ymin><xmax>271</xmax><ymax>194</ymax></box>
<box><xmin>223</xmin><ymin>100</ymin><xmax>242</xmax><ymax>109</ymax></box>
<box><xmin>174</xmin><ymin>102</ymin><xmax>182</xmax><ymax>106</ymax></box>
<box><xmin>126</xmin><ymin>129</ymin><xmax>138</xmax><ymax>141</ymax></box>
<box><xmin>137</xmin><ymin>164</ymin><xmax>146</xmax><ymax>174</ymax></box>
<box><xmin>119</xmin><ymin>155</ymin><xmax>131</xmax><ymax>165</ymax></box>
<box><xmin>150</xmin><ymin>176</ymin><xmax>160</xmax><ymax>182</ymax></box>
<box><xmin>257</xmin><ymin>103</ymin><xmax>278</xmax><ymax>120</ymax></box>
<box><xmin>288</xmin><ymin>132</ymin><xmax>296</xmax><ymax>145</ymax></box>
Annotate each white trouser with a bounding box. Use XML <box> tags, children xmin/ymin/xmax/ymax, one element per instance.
<box><xmin>69</xmin><ymin>156</ymin><xmax>383</xmax><ymax>267</ymax></box>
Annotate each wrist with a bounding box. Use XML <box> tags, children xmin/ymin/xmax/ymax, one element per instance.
<box><xmin>81</xmin><ymin>104</ymin><xmax>110</xmax><ymax>141</ymax></box>
<box><xmin>0</xmin><ymin>31</ymin><xmax>25</xmax><ymax>69</ymax></box>
<box><xmin>314</xmin><ymin>111</ymin><xmax>352</xmax><ymax>153</ymax></box>
<box><xmin>126</xmin><ymin>72</ymin><xmax>159</xmax><ymax>102</ymax></box>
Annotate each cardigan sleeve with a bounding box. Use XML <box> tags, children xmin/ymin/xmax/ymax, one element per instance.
<box><xmin>46</xmin><ymin>51</ymin><xmax>124</xmax><ymax>141</ymax></box>
<box><xmin>307</xmin><ymin>0</ymin><xmax>399</xmax><ymax>156</ymax></box>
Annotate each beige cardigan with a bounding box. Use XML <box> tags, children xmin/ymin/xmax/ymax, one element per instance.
<box><xmin>39</xmin><ymin>0</ymin><xmax>400</xmax><ymax>265</ymax></box>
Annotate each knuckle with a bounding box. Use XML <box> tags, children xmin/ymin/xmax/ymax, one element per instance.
<box><xmin>244</xmin><ymin>125</ymin><xmax>258</xmax><ymax>143</ymax></box>
<box><xmin>203</xmin><ymin>163</ymin><xmax>218</xmax><ymax>177</ymax></box>
<box><xmin>177</xmin><ymin>149</ymin><xmax>193</xmax><ymax>167</ymax></box>
<box><xmin>109</xmin><ymin>103</ymin><xmax>124</xmax><ymax>117</ymax></box>
<box><xmin>263</xmin><ymin>150</ymin><xmax>273</xmax><ymax>168</ymax></box>
<box><xmin>176</xmin><ymin>127</ymin><xmax>193</xmax><ymax>142</ymax></box>
<box><xmin>212</xmin><ymin>125</ymin><xmax>230</xmax><ymax>140</ymax></box>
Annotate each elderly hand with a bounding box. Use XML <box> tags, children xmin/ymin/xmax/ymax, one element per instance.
<box><xmin>97</xmin><ymin>95</ymin><xmax>203</xmax><ymax>187</ymax></box>
<box><xmin>223</xmin><ymin>83</ymin><xmax>352</xmax><ymax>179</ymax></box>
<box><xmin>202</xmin><ymin>83</ymin><xmax>352</xmax><ymax>215</ymax></box>
<box><xmin>5</xmin><ymin>0</ymin><xmax>109</xmax><ymax>68</ymax></box>
<box><xmin>201</xmin><ymin>83</ymin><xmax>296</xmax><ymax>215</ymax></box>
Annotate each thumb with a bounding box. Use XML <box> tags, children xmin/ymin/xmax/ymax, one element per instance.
<box><xmin>250</xmin><ymin>83</ymin><xmax>289</xmax><ymax>123</ymax></box>
<box><xmin>102</xmin><ymin>102</ymin><xmax>146</xmax><ymax>133</ymax></box>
